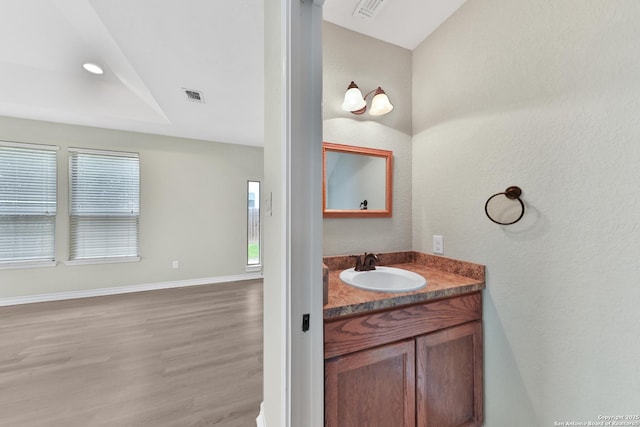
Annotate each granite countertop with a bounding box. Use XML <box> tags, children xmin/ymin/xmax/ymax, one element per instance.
<box><xmin>323</xmin><ymin>251</ymin><xmax>485</xmax><ymax>319</ymax></box>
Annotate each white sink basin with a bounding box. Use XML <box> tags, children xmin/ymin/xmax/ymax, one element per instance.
<box><xmin>339</xmin><ymin>266</ymin><xmax>427</xmax><ymax>293</ymax></box>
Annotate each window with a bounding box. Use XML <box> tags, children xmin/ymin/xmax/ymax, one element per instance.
<box><xmin>69</xmin><ymin>148</ymin><xmax>139</xmax><ymax>262</ymax></box>
<box><xmin>247</xmin><ymin>181</ymin><xmax>260</xmax><ymax>266</ymax></box>
<box><xmin>0</xmin><ymin>142</ymin><xmax>57</xmax><ymax>267</ymax></box>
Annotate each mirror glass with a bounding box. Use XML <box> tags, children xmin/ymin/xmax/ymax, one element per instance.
<box><xmin>323</xmin><ymin>142</ymin><xmax>392</xmax><ymax>218</ymax></box>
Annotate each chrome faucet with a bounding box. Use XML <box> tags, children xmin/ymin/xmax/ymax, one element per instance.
<box><xmin>354</xmin><ymin>252</ymin><xmax>379</xmax><ymax>271</ymax></box>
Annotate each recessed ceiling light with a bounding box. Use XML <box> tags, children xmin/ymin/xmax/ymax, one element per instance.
<box><xmin>83</xmin><ymin>62</ymin><xmax>104</xmax><ymax>75</ymax></box>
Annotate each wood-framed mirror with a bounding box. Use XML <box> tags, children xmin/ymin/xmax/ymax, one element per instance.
<box><xmin>322</xmin><ymin>142</ymin><xmax>393</xmax><ymax>218</ymax></box>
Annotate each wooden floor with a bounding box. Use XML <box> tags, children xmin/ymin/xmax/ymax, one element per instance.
<box><xmin>0</xmin><ymin>280</ymin><xmax>263</xmax><ymax>427</ymax></box>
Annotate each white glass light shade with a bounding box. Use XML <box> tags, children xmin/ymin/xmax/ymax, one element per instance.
<box><xmin>83</xmin><ymin>62</ymin><xmax>104</xmax><ymax>75</ymax></box>
<box><xmin>341</xmin><ymin>83</ymin><xmax>366</xmax><ymax>112</ymax></box>
<box><xmin>369</xmin><ymin>89</ymin><xmax>394</xmax><ymax>116</ymax></box>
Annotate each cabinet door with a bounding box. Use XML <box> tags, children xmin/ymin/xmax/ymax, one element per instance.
<box><xmin>416</xmin><ymin>321</ymin><xmax>483</xmax><ymax>427</ymax></box>
<box><xmin>325</xmin><ymin>340</ymin><xmax>416</xmax><ymax>427</ymax></box>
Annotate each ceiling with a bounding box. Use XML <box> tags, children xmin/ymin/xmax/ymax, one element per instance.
<box><xmin>0</xmin><ymin>0</ymin><xmax>264</xmax><ymax>146</ymax></box>
<box><xmin>0</xmin><ymin>0</ymin><xmax>463</xmax><ymax>147</ymax></box>
<box><xmin>323</xmin><ymin>0</ymin><xmax>466</xmax><ymax>51</ymax></box>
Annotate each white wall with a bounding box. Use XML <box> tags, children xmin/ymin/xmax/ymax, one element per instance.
<box><xmin>412</xmin><ymin>0</ymin><xmax>640</xmax><ymax>424</ymax></box>
<box><xmin>323</xmin><ymin>22</ymin><xmax>413</xmax><ymax>256</ymax></box>
<box><xmin>263</xmin><ymin>1</ymin><xmax>288</xmax><ymax>423</ymax></box>
<box><xmin>0</xmin><ymin>116</ymin><xmax>263</xmax><ymax>298</ymax></box>
<box><xmin>263</xmin><ymin>1</ymin><xmax>324</xmax><ymax>425</ymax></box>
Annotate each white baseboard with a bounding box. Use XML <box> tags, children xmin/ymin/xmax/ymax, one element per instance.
<box><xmin>256</xmin><ymin>402</ymin><xmax>266</xmax><ymax>427</ymax></box>
<box><xmin>0</xmin><ymin>272</ymin><xmax>263</xmax><ymax>307</ymax></box>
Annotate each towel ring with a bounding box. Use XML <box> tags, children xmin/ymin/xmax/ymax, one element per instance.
<box><xmin>485</xmin><ymin>186</ymin><xmax>525</xmax><ymax>225</ymax></box>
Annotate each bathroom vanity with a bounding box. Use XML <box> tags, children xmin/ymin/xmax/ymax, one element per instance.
<box><xmin>323</xmin><ymin>252</ymin><xmax>485</xmax><ymax>427</ymax></box>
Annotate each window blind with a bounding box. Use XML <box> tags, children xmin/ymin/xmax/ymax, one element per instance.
<box><xmin>69</xmin><ymin>149</ymin><xmax>139</xmax><ymax>261</ymax></box>
<box><xmin>0</xmin><ymin>142</ymin><xmax>57</xmax><ymax>264</ymax></box>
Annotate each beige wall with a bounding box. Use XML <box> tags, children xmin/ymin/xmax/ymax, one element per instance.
<box><xmin>412</xmin><ymin>0</ymin><xmax>640</xmax><ymax>424</ymax></box>
<box><xmin>323</xmin><ymin>22</ymin><xmax>413</xmax><ymax>256</ymax></box>
<box><xmin>0</xmin><ymin>116</ymin><xmax>263</xmax><ymax>298</ymax></box>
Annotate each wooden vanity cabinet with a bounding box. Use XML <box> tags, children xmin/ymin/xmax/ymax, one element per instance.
<box><xmin>325</xmin><ymin>340</ymin><xmax>416</xmax><ymax>427</ymax></box>
<box><xmin>324</xmin><ymin>292</ymin><xmax>483</xmax><ymax>427</ymax></box>
<box><xmin>416</xmin><ymin>321</ymin><xmax>482</xmax><ymax>427</ymax></box>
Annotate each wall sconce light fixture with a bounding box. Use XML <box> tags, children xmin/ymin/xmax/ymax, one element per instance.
<box><xmin>341</xmin><ymin>81</ymin><xmax>394</xmax><ymax>116</ymax></box>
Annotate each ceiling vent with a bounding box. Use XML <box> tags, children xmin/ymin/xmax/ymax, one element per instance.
<box><xmin>183</xmin><ymin>88</ymin><xmax>204</xmax><ymax>104</ymax></box>
<box><xmin>352</xmin><ymin>0</ymin><xmax>387</xmax><ymax>19</ymax></box>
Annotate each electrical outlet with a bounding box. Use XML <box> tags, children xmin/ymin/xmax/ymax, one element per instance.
<box><xmin>172</xmin><ymin>260</ymin><xmax>179</xmax><ymax>269</ymax></box>
<box><xmin>432</xmin><ymin>235</ymin><xmax>444</xmax><ymax>255</ymax></box>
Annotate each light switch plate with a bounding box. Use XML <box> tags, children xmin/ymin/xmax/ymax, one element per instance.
<box><xmin>432</xmin><ymin>235</ymin><xmax>444</xmax><ymax>255</ymax></box>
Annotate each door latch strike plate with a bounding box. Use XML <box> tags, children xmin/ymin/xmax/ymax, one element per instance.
<box><xmin>302</xmin><ymin>313</ymin><xmax>310</xmax><ymax>332</ymax></box>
